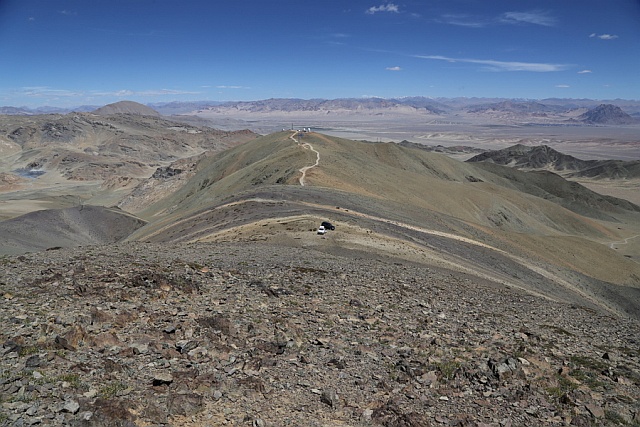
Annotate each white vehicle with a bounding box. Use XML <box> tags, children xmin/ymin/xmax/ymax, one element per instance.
<box><xmin>317</xmin><ymin>225</ymin><xmax>326</xmax><ymax>235</ymax></box>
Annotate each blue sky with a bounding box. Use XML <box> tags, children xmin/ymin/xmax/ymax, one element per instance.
<box><xmin>1</xmin><ymin>0</ymin><xmax>639</xmax><ymax>107</ymax></box>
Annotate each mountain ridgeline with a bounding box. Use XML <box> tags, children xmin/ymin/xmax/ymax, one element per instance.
<box><xmin>467</xmin><ymin>144</ymin><xmax>640</xmax><ymax>180</ymax></box>
<box><xmin>113</xmin><ymin>131</ymin><xmax>640</xmax><ymax>319</ymax></box>
<box><xmin>4</xmin><ymin>98</ymin><xmax>640</xmax><ymax>123</ymax></box>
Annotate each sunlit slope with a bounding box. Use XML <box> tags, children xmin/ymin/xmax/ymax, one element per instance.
<box><xmin>135</xmin><ymin>132</ymin><xmax>306</xmax><ymax>218</ymax></box>
<box><xmin>293</xmin><ymin>133</ymin><xmax>626</xmax><ymax>239</ymax></box>
<box><xmin>125</xmin><ymin>132</ymin><xmax>640</xmax><ymax>308</ymax></box>
<box><xmin>132</xmin><ymin>131</ymin><xmax>632</xmax><ymax>241</ymax></box>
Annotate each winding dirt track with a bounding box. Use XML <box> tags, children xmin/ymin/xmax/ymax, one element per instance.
<box><xmin>609</xmin><ymin>235</ymin><xmax>640</xmax><ymax>249</ymax></box>
<box><xmin>290</xmin><ymin>131</ymin><xmax>320</xmax><ymax>186</ymax></box>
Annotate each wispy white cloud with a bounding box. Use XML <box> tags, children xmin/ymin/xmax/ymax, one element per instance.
<box><xmin>216</xmin><ymin>85</ymin><xmax>249</xmax><ymax>90</ymax></box>
<box><xmin>590</xmin><ymin>33</ymin><xmax>618</xmax><ymax>40</ymax></box>
<box><xmin>439</xmin><ymin>10</ymin><xmax>556</xmax><ymax>28</ymax></box>
<box><xmin>386</xmin><ymin>66</ymin><xmax>402</xmax><ymax>71</ymax></box>
<box><xmin>18</xmin><ymin>87</ymin><xmax>199</xmax><ymax>99</ymax></box>
<box><xmin>500</xmin><ymin>10</ymin><xmax>557</xmax><ymax>26</ymax></box>
<box><xmin>440</xmin><ymin>14</ymin><xmax>487</xmax><ymax>28</ymax></box>
<box><xmin>141</xmin><ymin>89</ymin><xmax>199</xmax><ymax>96</ymax></box>
<box><xmin>366</xmin><ymin>3</ymin><xmax>399</xmax><ymax>15</ymax></box>
<box><xmin>59</xmin><ymin>10</ymin><xmax>77</xmax><ymax>16</ymax></box>
<box><xmin>94</xmin><ymin>89</ymin><xmax>199</xmax><ymax>96</ymax></box>
<box><xmin>416</xmin><ymin>55</ymin><xmax>570</xmax><ymax>72</ymax></box>
<box><xmin>555</xmin><ymin>85</ymin><xmax>570</xmax><ymax>88</ymax></box>
<box><xmin>21</xmin><ymin>87</ymin><xmax>83</xmax><ymax>98</ymax></box>
<box><xmin>578</xmin><ymin>70</ymin><xmax>592</xmax><ymax>74</ymax></box>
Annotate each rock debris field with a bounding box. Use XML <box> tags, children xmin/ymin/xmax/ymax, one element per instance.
<box><xmin>1</xmin><ymin>242</ymin><xmax>639</xmax><ymax>426</ymax></box>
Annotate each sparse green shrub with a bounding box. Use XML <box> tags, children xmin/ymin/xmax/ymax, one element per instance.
<box><xmin>436</xmin><ymin>361</ymin><xmax>462</xmax><ymax>381</ymax></box>
<box><xmin>58</xmin><ymin>373</ymin><xmax>81</xmax><ymax>388</ymax></box>
<box><xmin>568</xmin><ymin>355</ymin><xmax>609</xmax><ymax>390</ymax></box>
<box><xmin>546</xmin><ymin>375</ymin><xmax>577</xmax><ymax>399</ymax></box>
<box><xmin>570</xmin><ymin>368</ymin><xmax>606</xmax><ymax>390</ymax></box>
<box><xmin>99</xmin><ymin>381</ymin><xmax>128</xmax><ymax>398</ymax></box>
<box><xmin>604</xmin><ymin>410</ymin><xmax>627</xmax><ymax>425</ymax></box>
<box><xmin>569</xmin><ymin>355</ymin><xmax>607</xmax><ymax>371</ymax></box>
<box><xmin>18</xmin><ymin>346</ymin><xmax>39</xmax><ymax>357</ymax></box>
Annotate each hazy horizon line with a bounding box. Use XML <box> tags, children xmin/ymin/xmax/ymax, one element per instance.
<box><xmin>3</xmin><ymin>95</ymin><xmax>640</xmax><ymax>110</ymax></box>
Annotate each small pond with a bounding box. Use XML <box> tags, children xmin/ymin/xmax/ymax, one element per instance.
<box><xmin>13</xmin><ymin>168</ymin><xmax>46</xmax><ymax>178</ymax></box>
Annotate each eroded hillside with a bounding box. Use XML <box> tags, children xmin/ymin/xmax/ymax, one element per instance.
<box><xmin>0</xmin><ymin>112</ymin><xmax>257</xmax><ymax>219</ymax></box>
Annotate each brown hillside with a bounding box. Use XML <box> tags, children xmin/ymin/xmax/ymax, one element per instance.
<box><xmin>93</xmin><ymin>100</ymin><xmax>161</xmax><ymax>116</ymax></box>
<box><xmin>0</xmin><ymin>112</ymin><xmax>257</xmax><ymax>218</ymax></box>
<box><xmin>124</xmin><ymin>132</ymin><xmax>640</xmax><ymax>319</ymax></box>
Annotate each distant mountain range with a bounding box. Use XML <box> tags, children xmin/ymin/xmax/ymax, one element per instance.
<box><xmin>466</xmin><ymin>100</ymin><xmax>567</xmax><ymax>114</ymax></box>
<box><xmin>3</xmin><ymin>97</ymin><xmax>640</xmax><ymax>119</ymax></box>
<box><xmin>0</xmin><ymin>105</ymin><xmax>97</xmax><ymax>115</ymax></box>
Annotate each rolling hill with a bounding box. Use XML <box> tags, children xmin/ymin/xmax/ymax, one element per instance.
<box><xmin>0</xmin><ymin>111</ymin><xmax>257</xmax><ymax>218</ymax></box>
<box><xmin>116</xmin><ymin>131</ymin><xmax>640</xmax><ymax>319</ymax></box>
<box><xmin>93</xmin><ymin>100</ymin><xmax>161</xmax><ymax>116</ymax></box>
<box><xmin>1</xmin><ymin>126</ymin><xmax>639</xmax><ymax>318</ymax></box>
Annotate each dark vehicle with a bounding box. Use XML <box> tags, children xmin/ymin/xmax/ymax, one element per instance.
<box><xmin>321</xmin><ymin>221</ymin><xmax>335</xmax><ymax>231</ymax></box>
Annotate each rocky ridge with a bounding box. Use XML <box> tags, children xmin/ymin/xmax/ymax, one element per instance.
<box><xmin>466</xmin><ymin>144</ymin><xmax>640</xmax><ymax>180</ymax></box>
<box><xmin>1</xmin><ymin>242</ymin><xmax>639</xmax><ymax>426</ymax></box>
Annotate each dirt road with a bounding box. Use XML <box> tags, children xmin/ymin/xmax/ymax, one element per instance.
<box><xmin>290</xmin><ymin>131</ymin><xmax>320</xmax><ymax>186</ymax></box>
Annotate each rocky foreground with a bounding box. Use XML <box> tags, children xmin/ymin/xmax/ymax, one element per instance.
<box><xmin>1</xmin><ymin>242</ymin><xmax>639</xmax><ymax>426</ymax></box>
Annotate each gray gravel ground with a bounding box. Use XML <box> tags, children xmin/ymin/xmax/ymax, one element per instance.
<box><xmin>1</xmin><ymin>242</ymin><xmax>639</xmax><ymax>426</ymax></box>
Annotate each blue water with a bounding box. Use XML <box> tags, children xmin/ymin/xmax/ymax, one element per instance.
<box><xmin>13</xmin><ymin>168</ymin><xmax>46</xmax><ymax>178</ymax></box>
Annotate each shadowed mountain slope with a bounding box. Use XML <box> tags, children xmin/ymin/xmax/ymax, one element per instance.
<box><xmin>578</xmin><ymin>104</ymin><xmax>637</xmax><ymax>125</ymax></box>
<box><xmin>469</xmin><ymin>161</ymin><xmax>640</xmax><ymax>221</ymax></box>
<box><xmin>467</xmin><ymin>144</ymin><xmax>640</xmax><ymax>180</ymax></box>
<box><xmin>0</xmin><ymin>205</ymin><xmax>145</xmax><ymax>255</ymax></box>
